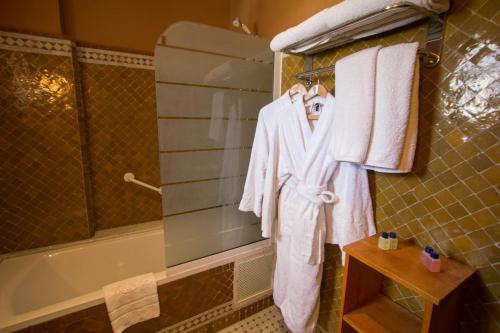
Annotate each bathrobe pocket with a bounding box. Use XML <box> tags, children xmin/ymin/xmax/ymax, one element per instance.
<box><xmin>291</xmin><ymin>203</ymin><xmax>325</xmax><ymax>265</ymax></box>
<box><xmin>278</xmin><ymin>202</ymin><xmax>296</xmax><ymax>236</ymax></box>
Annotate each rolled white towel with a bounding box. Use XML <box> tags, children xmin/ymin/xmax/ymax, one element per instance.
<box><xmin>331</xmin><ymin>45</ymin><xmax>382</xmax><ymax>163</ymax></box>
<box><xmin>103</xmin><ymin>273</ymin><xmax>160</xmax><ymax>333</ymax></box>
<box><xmin>270</xmin><ymin>0</ymin><xmax>449</xmax><ymax>52</ymax></box>
<box><xmin>270</xmin><ymin>9</ymin><xmax>330</xmax><ymax>52</ymax></box>
<box><xmin>363</xmin><ymin>42</ymin><xmax>420</xmax><ymax>172</ymax></box>
<box><xmin>323</xmin><ymin>0</ymin><xmax>449</xmax><ymax>31</ymax></box>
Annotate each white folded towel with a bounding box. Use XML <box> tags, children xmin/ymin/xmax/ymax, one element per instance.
<box><xmin>364</xmin><ymin>42</ymin><xmax>420</xmax><ymax>172</ymax></box>
<box><xmin>270</xmin><ymin>0</ymin><xmax>449</xmax><ymax>52</ymax></box>
<box><xmin>270</xmin><ymin>8</ymin><xmax>330</xmax><ymax>52</ymax></box>
<box><xmin>331</xmin><ymin>45</ymin><xmax>382</xmax><ymax>163</ymax></box>
<box><xmin>364</xmin><ymin>50</ymin><xmax>420</xmax><ymax>173</ymax></box>
<box><xmin>103</xmin><ymin>273</ymin><xmax>160</xmax><ymax>333</ymax></box>
<box><xmin>323</xmin><ymin>0</ymin><xmax>449</xmax><ymax>31</ymax></box>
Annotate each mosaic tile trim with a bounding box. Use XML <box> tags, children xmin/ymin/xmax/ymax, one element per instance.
<box><xmin>0</xmin><ymin>31</ymin><xmax>71</xmax><ymax>56</ymax></box>
<box><xmin>78</xmin><ymin>47</ymin><xmax>154</xmax><ymax>69</ymax></box>
<box><xmin>217</xmin><ymin>306</ymin><xmax>291</xmax><ymax>333</ymax></box>
<box><xmin>184</xmin><ymin>295</ymin><xmax>275</xmax><ymax>333</ymax></box>
<box><xmin>157</xmin><ymin>301</ymin><xmax>234</xmax><ymax>333</ymax></box>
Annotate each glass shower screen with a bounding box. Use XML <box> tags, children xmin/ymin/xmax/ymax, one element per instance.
<box><xmin>155</xmin><ymin>22</ymin><xmax>273</xmax><ymax>266</ymax></box>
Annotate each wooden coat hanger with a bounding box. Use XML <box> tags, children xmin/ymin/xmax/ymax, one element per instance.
<box><xmin>289</xmin><ymin>82</ymin><xmax>307</xmax><ymax>99</ymax></box>
<box><xmin>304</xmin><ymin>78</ymin><xmax>328</xmax><ymax>120</ymax></box>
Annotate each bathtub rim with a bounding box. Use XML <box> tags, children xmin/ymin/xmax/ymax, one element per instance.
<box><xmin>0</xmin><ymin>222</ymin><xmax>272</xmax><ymax>333</ymax></box>
<box><xmin>0</xmin><ymin>220</ymin><xmax>165</xmax><ymax>263</ymax></box>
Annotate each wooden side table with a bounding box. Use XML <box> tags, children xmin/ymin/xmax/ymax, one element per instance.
<box><xmin>338</xmin><ymin>235</ymin><xmax>475</xmax><ymax>333</ymax></box>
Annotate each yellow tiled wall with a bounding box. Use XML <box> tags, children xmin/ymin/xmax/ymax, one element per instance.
<box><xmin>0</xmin><ymin>33</ymin><xmax>162</xmax><ymax>253</ymax></box>
<box><xmin>80</xmin><ymin>63</ymin><xmax>162</xmax><ymax>230</ymax></box>
<box><xmin>0</xmin><ymin>49</ymin><xmax>91</xmax><ymax>253</ymax></box>
<box><xmin>282</xmin><ymin>0</ymin><xmax>498</xmax><ymax>331</ymax></box>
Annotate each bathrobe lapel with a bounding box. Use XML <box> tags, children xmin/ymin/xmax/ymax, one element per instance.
<box><xmin>280</xmin><ymin>94</ymin><xmax>337</xmax><ymax>265</ymax></box>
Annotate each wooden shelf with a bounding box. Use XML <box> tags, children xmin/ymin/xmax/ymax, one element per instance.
<box><xmin>343</xmin><ymin>295</ymin><xmax>421</xmax><ymax>333</ymax></box>
<box><xmin>343</xmin><ymin>235</ymin><xmax>475</xmax><ymax>305</ymax></box>
<box><xmin>339</xmin><ymin>234</ymin><xmax>475</xmax><ymax>333</ymax></box>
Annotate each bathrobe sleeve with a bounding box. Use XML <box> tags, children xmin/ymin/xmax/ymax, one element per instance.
<box><xmin>239</xmin><ymin>104</ymin><xmax>280</xmax><ymax>238</ymax></box>
<box><xmin>239</xmin><ymin>111</ymin><xmax>269</xmax><ymax>217</ymax></box>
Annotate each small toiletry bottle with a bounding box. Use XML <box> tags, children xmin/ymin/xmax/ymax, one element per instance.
<box><xmin>378</xmin><ymin>232</ymin><xmax>390</xmax><ymax>250</ymax></box>
<box><xmin>427</xmin><ymin>252</ymin><xmax>441</xmax><ymax>272</ymax></box>
<box><xmin>420</xmin><ymin>246</ymin><xmax>433</xmax><ymax>266</ymax></box>
<box><xmin>389</xmin><ymin>232</ymin><xmax>398</xmax><ymax>250</ymax></box>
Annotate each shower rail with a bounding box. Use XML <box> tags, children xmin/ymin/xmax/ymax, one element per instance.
<box><xmin>124</xmin><ymin>172</ymin><xmax>162</xmax><ymax>194</ymax></box>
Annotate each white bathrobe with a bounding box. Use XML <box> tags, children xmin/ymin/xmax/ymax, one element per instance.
<box><xmin>240</xmin><ymin>92</ymin><xmax>375</xmax><ymax>333</ymax></box>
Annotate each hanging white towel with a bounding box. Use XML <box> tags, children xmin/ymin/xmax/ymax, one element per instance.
<box><xmin>363</xmin><ymin>60</ymin><xmax>420</xmax><ymax>173</ymax></box>
<box><xmin>331</xmin><ymin>45</ymin><xmax>381</xmax><ymax>163</ymax></box>
<box><xmin>103</xmin><ymin>273</ymin><xmax>160</xmax><ymax>333</ymax></box>
<box><xmin>364</xmin><ymin>42</ymin><xmax>420</xmax><ymax>172</ymax></box>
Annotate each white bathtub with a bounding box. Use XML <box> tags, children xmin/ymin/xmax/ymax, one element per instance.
<box><xmin>0</xmin><ymin>221</ymin><xmax>271</xmax><ymax>332</ymax></box>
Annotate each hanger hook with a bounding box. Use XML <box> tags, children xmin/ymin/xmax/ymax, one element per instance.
<box><xmin>305</xmin><ymin>76</ymin><xmax>312</xmax><ymax>87</ymax></box>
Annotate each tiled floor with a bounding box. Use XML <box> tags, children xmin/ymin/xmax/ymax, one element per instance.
<box><xmin>217</xmin><ymin>306</ymin><xmax>291</xmax><ymax>333</ymax></box>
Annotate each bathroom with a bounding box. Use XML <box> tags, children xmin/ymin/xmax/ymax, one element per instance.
<box><xmin>0</xmin><ymin>0</ymin><xmax>498</xmax><ymax>332</ymax></box>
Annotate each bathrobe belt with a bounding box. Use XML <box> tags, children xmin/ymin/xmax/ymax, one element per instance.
<box><xmin>285</xmin><ymin>176</ymin><xmax>337</xmax><ymax>265</ymax></box>
<box><xmin>287</xmin><ymin>176</ymin><xmax>337</xmax><ymax>205</ymax></box>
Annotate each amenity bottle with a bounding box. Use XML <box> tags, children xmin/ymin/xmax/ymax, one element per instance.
<box><xmin>378</xmin><ymin>232</ymin><xmax>390</xmax><ymax>250</ymax></box>
<box><xmin>389</xmin><ymin>232</ymin><xmax>398</xmax><ymax>250</ymax></box>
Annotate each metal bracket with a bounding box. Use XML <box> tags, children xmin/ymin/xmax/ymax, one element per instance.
<box><xmin>420</xmin><ymin>14</ymin><xmax>445</xmax><ymax>67</ymax></box>
<box><xmin>304</xmin><ymin>56</ymin><xmax>313</xmax><ymax>86</ymax></box>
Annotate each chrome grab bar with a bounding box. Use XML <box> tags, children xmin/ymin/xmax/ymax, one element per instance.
<box><xmin>124</xmin><ymin>173</ymin><xmax>162</xmax><ymax>195</ymax></box>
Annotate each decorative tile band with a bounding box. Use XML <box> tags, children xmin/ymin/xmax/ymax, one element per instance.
<box><xmin>157</xmin><ymin>302</ymin><xmax>234</xmax><ymax>333</ymax></box>
<box><xmin>0</xmin><ymin>31</ymin><xmax>72</xmax><ymax>56</ymax></box>
<box><xmin>0</xmin><ymin>31</ymin><xmax>155</xmax><ymax>69</ymax></box>
<box><xmin>77</xmin><ymin>47</ymin><xmax>154</xmax><ymax>69</ymax></box>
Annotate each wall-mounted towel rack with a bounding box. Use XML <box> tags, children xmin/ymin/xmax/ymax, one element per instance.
<box><xmin>295</xmin><ymin>45</ymin><xmax>436</xmax><ymax>84</ymax></box>
<box><xmin>286</xmin><ymin>1</ymin><xmax>445</xmax><ymax>82</ymax></box>
<box><xmin>124</xmin><ymin>173</ymin><xmax>162</xmax><ymax>195</ymax></box>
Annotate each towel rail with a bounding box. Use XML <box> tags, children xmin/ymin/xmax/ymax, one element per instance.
<box><xmin>124</xmin><ymin>173</ymin><xmax>162</xmax><ymax>195</ymax></box>
<box><xmin>295</xmin><ymin>47</ymin><xmax>438</xmax><ymax>84</ymax></box>
<box><xmin>286</xmin><ymin>1</ymin><xmax>445</xmax><ymax>79</ymax></box>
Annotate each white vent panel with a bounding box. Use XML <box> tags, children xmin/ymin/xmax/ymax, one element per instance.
<box><xmin>234</xmin><ymin>253</ymin><xmax>273</xmax><ymax>305</ymax></box>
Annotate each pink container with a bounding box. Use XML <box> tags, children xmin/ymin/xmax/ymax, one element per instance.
<box><xmin>420</xmin><ymin>246</ymin><xmax>433</xmax><ymax>267</ymax></box>
<box><xmin>427</xmin><ymin>252</ymin><xmax>442</xmax><ymax>272</ymax></box>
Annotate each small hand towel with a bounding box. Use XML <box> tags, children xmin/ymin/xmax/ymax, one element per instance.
<box><xmin>103</xmin><ymin>273</ymin><xmax>160</xmax><ymax>333</ymax></box>
<box><xmin>331</xmin><ymin>45</ymin><xmax>382</xmax><ymax>163</ymax></box>
<box><xmin>363</xmin><ymin>42</ymin><xmax>420</xmax><ymax>172</ymax></box>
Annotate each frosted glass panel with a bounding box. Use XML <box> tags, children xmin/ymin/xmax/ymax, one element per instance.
<box><xmin>156</xmin><ymin>84</ymin><xmax>269</xmax><ymax>118</ymax></box>
<box><xmin>155</xmin><ymin>22</ymin><xmax>273</xmax><ymax>267</ymax></box>
<box><xmin>160</xmin><ymin>150</ymin><xmax>251</xmax><ymax>183</ymax></box>
<box><xmin>158</xmin><ymin>119</ymin><xmax>257</xmax><ymax>151</ymax></box>
<box><xmin>156</xmin><ymin>46</ymin><xmax>273</xmax><ymax>90</ymax></box>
